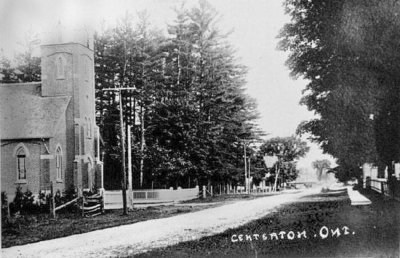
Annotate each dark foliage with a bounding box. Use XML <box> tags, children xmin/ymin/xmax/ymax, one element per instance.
<box><xmin>259</xmin><ymin>136</ymin><xmax>310</xmax><ymax>183</ymax></box>
<box><xmin>279</xmin><ymin>0</ymin><xmax>400</xmax><ymax>181</ymax></box>
<box><xmin>95</xmin><ymin>0</ymin><xmax>262</xmax><ymax>189</ymax></box>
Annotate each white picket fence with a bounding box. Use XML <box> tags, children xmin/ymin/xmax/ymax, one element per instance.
<box><xmin>370</xmin><ymin>179</ymin><xmax>384</xmax><ymax>193</ymax></box>
<box><xmin>368</xmin><ymin>178</ymin><xmax>390</xmax><ymax>197</ymax></box>
<box><xmin>104</xmin><ymin>186</ymin><xmax>199</xmax><ymax>210</ymax></box>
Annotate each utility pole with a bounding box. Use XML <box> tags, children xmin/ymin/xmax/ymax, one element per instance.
<box><xmin>127</xmin><ymin>124</ymin><xmax>133</xmax><ymax>209</ymax></box>
<box><xmin>102</xmin><ymin>87</ymin><xmax>135</xmax><ymax>215</ymax></box>
<box><xmin>118</xmin><ymin>89</ymin><xmax>127</xmax><ymax>215</ymax></box>
<box><xmin>273</xmin><ymin>162</ymin><xmax>279</xmax><ymax>192</ymax></box>
<box><xmin>244</xmin><ymin>141</ymin><xmax>247</xmax><ymax>194</ymax></box>
<box><xmin>248</xmin><ymin>156</ymin><xmax>251</xmax><ymax>193</ymax></box>
<box><xmin>273</xmin><ymin>144</ymin><xmax>283</xmax><ymax>192</ymax></box>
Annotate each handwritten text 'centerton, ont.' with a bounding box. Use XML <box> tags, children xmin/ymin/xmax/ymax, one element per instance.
<box><xmin>231</xmin><ymin>226</ymin><xmax>355</xmax><ymax>242</ymax></box>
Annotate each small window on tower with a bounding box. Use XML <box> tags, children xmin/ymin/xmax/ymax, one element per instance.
<box><xmin>56</xmin><ymin>146</ymin><xmax>63</xmax><ymax>182</ymax></box>
<box><xmin>84</xmin><ymin>57</ymin><xmax>90</xmax><ymax>82</ymax></box>
<box><xmin>56</xmin><ymin>56</ymin><xmax>65</xmax><ymax>79</ymax></box>
<box><xmin>88</xmin><ymin>117</ymin><xmax>92</xmax><ymax>138</ymax></box>
<box><xmin>85</xmin><ymin>117</ymin><xmax>89</xmax><ymax>137</ymax></box>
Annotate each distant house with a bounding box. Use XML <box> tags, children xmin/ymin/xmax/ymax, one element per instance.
<box><xmin>362</xmin><ymin>163</ymin><xmax>400</xmax><ymax>201</ymax></box>
<box><xmin>0</xmin><ymin>35</ymin><xmax>103</xmax><ymax>200</ymax></box>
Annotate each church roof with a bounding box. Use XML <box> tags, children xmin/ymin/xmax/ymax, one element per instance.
<box><xmin>0</xmin><ymin>83</ymin><xmax>71</xmax><ymax>140</ymax></box>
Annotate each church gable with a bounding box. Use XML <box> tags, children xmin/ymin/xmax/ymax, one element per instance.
<box><xmin>0</xmin><ymin>83</ymin><xmax>71</xmax><ymax>140</ymax></box>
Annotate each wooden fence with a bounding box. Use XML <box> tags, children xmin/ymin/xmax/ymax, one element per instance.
<box><xmin>226</xmin><ymin>186</ymin><xmax>274</xmax><ymax>194</ymax></box>
<box><xmin>366</xmin><ymin>177</ymin><xmax>400</xmax><ymax>201</ymax></box>
<box><xmin>104</xmin><ymin>186</ymin><xmax>199</xmax><ymax>210</ymax></box>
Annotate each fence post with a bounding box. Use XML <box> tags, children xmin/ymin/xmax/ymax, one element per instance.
<box><xmin>381</xmin><ymin>181</ymin><xmax>385</xmax><ymax>196</ymax></box>
<box><xmin>210</xmin><ymin>185</ymin><xmax>213</xmax><ymax>196</ymax></box>
<box><xmin>366</xmin><ymin>177</ymin><xmax>371</xmax><ymax>190</ymax></box>
<box><xmin>202</xmin><ymin>185</ymin><xmax>206</xmax><ymax>198</ymax></box>
<box><xmin>50</xmin><ymin>181</ymin><xmax>56</xmax><ymax>218</ymax></box>
<box><xmin>100</xmin><ymin>189</ymin><xmax>105</xmax><ymax>214</ymax></box>
<box><xmin>81</xmin><ymin>193</ymin><xmax>85</xmax><ymax>217</ymax></box>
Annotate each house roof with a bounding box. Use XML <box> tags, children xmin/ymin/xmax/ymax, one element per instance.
<box><xmin>0</xmin><ymin>83</ymin><xmax>71</xmax><ymax>140</ymax></box>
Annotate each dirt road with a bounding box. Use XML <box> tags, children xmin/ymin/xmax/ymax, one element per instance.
<box><xmin>2</xmin><ymin>188</ymin><xmax>320</xmax><ymax>258</ymax></box>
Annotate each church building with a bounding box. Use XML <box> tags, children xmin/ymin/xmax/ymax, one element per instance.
<box><xmin>0</xmin><ymin>33</ymin><xmax>103</xmax><ymax>200</ymax></box>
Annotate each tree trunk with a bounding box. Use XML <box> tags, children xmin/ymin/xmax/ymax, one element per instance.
<box><xmin>139</xmin><ymin>104</ymin><xmax>145</xmax><ymax>187</ymax></box>
<box><xmin>273</xmin><ymin>163</ymin><xmax>279</xmax><ymax>192</ymax></box>
<box><xmin>177</xmin><ymin>46</ymin><xmax>181</xmax><ymax>86</ymax></box>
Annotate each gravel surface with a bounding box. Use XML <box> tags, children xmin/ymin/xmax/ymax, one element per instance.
<box><xmin>2</xmin><ymin>188</ymin><xmax>321</xmax><ymax>258</ymax></box>
<box><xmin>136</xmin><ymin>188</ymin><xmax>400</xmax><ymax>257</ymax></box>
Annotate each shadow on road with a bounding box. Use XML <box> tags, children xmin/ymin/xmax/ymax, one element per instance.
<box><xmin>137</xmin><ymin>188</ymin><xmax>400</xmax><ymax>258</ymax></box>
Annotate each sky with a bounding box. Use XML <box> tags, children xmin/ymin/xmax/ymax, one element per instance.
<box><xmin>0</xmin><ymin>0</ymin><xmax>336</xmax><ymax>174</ymax></box>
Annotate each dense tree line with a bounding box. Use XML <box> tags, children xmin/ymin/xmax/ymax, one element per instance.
<box><xmin>1</xmin><ymin>1</ymin><xmax>311</xmax><ymax>190</ymax></box>
<box><xmin>279</xmin><ymin>0</ymin><xmax>400</xmax><ymax>181</ymax></box>
<box><xmin>0</xmin><ymin>49</ymin><xmax>41</xmax><ymax>83</ymax></box>
<box><xmin>95</xmin><ymin>1</ymin><xmax>262</xmax><ymax>189</ymax></box>
<box><xmin>0</xmin><ymin>1</ymin><xmax>271</xmax><ymax>190</ymax></box>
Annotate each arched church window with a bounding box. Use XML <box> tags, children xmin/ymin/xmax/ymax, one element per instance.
<box><xmin>84</xmin><ymin>58</ymin><xmax>88</xmax><ymax>81</ymax></box>
<box><xmin>56</xmin><ymin>56</ymin><xmax>65</xmax><ymax>79</ymax></box>
<box><xmin>13</xmin><ymin>143</ymin><xmax>30</xmax><ymax>183</ymax></box>
<box><xmin>56</xmin><ymin>146</ymin><xmax>63</xmax><ymax>181</ymax></box>
<box><xmin>88</xmin><ymin>117</ymin><xmax>92</xmax><ymax>138</ymax></box>
<box><xmin>16</xmin><ymin>147</ymin><xmax>27</xmax><ymax>181</ymax></box>
<box><xmin>85</xmin><ymin>117</ymin><xmax>89</xmax><ymax>137</ymax></box>
<box><xmin>84</xmin><ymin>57</ymin><xmax>91</xmax><ymax>82</ymax></box>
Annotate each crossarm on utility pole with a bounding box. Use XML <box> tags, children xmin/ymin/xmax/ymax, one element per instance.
<box><xmin>102</xmin><ymin>87</ymin><xmax>136</xmax><ymax>91</ymax></box>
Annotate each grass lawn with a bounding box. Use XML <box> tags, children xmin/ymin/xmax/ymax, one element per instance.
<box><xmin>1</xmin><ymin>194</ymin><xmax>265</xmax><ymax>248</ymax></box>
<box><xmin>136</xmin><ymin>189</ymin><xmax>400</xmax><ymax>258</ymax></box>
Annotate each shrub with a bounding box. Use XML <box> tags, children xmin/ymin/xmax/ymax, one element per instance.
<box><xmin>37</xmin><ymin>190</ymin><xmax>51</xmax><ymax>213</ymax></box>
<box><xmin>64</xmin><ymin>186</ymin><xmax>78</xmax><ymax>201</ymax></box>
<box><xmin>7</xmin><ymin>186</ymin><xmax>82</xmax><ymax>216</ymax></box>
<box><xmin>63</xmin><ymin>187</ymin><xmax>80</xmax><ymax>213</ymax></box>
<box><xmin>9</xmin><ymin>187</ymin><xmax>50</xmax><ymax>215</ymax></box>
<box><xmin>54</xmin><ymin>187</ymin><xmax>80</xmax><ymax>213</ymax></box>
<box><xmin>1</xmin><ymin>191</ymin><xmax>10</xmax><ymax>221</ymax></box>
<box><xmin>54</xmin><ymin>189</ymin><xmax>63</xmax><ymax>207</ymax></box>
<box><xmin>21</xmin><ymin>189</ymin><xmax>37</xmax><ymax>214</ymax></box>
<box><xmin>9</xmin><ymin>186</ymin><xmax>24</xmax><ymax>215</ymax></box>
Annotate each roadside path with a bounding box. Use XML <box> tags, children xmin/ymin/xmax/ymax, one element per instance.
<box><xmin>2</xmin><ymin>188</ymin><xmax>321</xmax><ymax>258</ymax></box>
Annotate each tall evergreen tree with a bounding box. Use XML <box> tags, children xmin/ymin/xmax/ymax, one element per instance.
<box><xmin>95</xmin><ymin>0</ymin><xmax>262</xmax><ymax>189</ymax></box>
